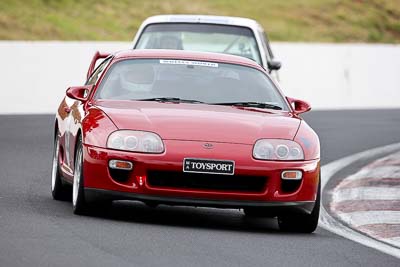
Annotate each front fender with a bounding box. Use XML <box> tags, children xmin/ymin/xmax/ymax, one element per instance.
<box><xmin>82</xmin><ymin>107</ymin><xmax>118</xmax><ymax>147</ymax></box>
<box><xmin>294</xmin><ymin>120</ymin><xmax>320</xmax><ymax>161</ymax></box>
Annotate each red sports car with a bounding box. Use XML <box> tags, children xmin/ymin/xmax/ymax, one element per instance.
<box><xmin>51</xmin><ymin>49</ymin><xmax>320</xmax><ymax>232</ymax></box>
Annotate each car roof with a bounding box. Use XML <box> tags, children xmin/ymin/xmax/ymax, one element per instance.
<box><xmin>112</xmin><ymin>49</ymin><xmax>265</xmax><ymax>71</ymax></box>
<box><xmin>140</xmin><ymin>14</ymin><xmax>264</xmax><ymax>32</ymax></box>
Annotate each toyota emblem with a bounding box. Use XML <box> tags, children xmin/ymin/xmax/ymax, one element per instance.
<box><xmin>203</xmin><ymin>143</ymin><xmax>213</xmax><ymax>149</ymax></box>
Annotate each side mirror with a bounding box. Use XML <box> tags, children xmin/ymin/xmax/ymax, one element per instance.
<box><xmin>286</xmin><ymin>97</ymin><xmax>311</xmax><ymax>115</ymax></box>
<box><xmin>66</xmin><ymin>85</ymin><xmax>92</xmax><ymax>102</ymax></box>
<box><xmin>267</xmin><ymin>60</ymin><xmax>281</xmax><ymax>71</ymax></box>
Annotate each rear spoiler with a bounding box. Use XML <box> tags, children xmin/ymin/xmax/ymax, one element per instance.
<box><xmin>87</xmin><ymin>51</ymin><xmax>111</xmax><ymax>80</ymax></box>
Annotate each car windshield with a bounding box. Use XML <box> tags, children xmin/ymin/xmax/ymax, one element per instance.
<box><xmin>135</xmin><ymin>23</ymin><xmax>262</xmax><ymax>65</ymax></box>
<box><xmin>94</xmin><ymin>59</ymin><xmax>288</xmax><ymax>110</ymax></box>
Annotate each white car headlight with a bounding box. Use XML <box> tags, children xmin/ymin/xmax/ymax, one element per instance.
<box><xmin>253</xmin><ymin>139</ymin><xmax>304</xmax><ymax>160</ymax></box>
<box><xmin>107</xmin><ymin>130</ymin><xmax>164</xmax><ymax>153</ymax></box>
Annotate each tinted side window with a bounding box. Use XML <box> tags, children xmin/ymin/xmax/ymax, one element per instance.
<box><xmin>86</xmin><ymin>57</ymin><xmax>112</xmax><ymax>85</ymax></box>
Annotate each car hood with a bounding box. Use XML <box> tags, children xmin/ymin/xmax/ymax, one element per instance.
<box><xmin>94</xmin><ymin>100</ymin><xmax>300</xmax><ymax>145</ymax></box>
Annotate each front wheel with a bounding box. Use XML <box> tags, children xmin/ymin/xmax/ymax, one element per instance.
<box><xmin>72</xmin><ymin>136</ymin><xmax>87</xmax><ymax>214</ymax></box>
<box><xmin>51</xmin><ymin>132</ymin><xmax>69</xmax><ymax>200</ymax></box>
<box><xmin>278</xmin><ymin>179</ymin><xmax>320</xmax><ymax>233</ymax></box>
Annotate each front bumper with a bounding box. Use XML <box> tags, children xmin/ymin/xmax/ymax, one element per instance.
<box><xmin>85</xmin><ymin>188</ymin><xmax>315</xmax><ymax>213</ymax></box>
<box><xmin>82</xmin><ymin>140</ymin><xmax>320</xmax><ymax>213</ymax></box>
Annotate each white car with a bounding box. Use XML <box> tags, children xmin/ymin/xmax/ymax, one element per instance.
<box><xmin>132</xmin><ymin>15</ymin><xmax>281</xmax><ymax>80</ymax></box>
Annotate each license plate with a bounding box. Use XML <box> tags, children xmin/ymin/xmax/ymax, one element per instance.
<box><xmin>183</xmin><ymin>158</ymin><xmax>235</xmax><ymax>175</ymax></box>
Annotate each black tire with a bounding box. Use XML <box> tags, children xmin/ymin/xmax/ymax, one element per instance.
<box><xmin>278</xmin><ymin>176</ymin><xmax>321</xmax><ymax>233</ymax></box>
<box><xmin>243</xmin><ymin>207</ymin><xmax>276</xmax><ymax>218</ymax></box>
<box><xmin>72</xmin><ymin>135</ymin><xmax>88</xmax><ymax>215</ymax></box>
<box><xmin>51</xmin><ymin>131</ymin><xmax>69</xmax><ymax>200</ymax></box>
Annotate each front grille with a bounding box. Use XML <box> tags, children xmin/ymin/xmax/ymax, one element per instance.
<box><xmin>147</xmin><ymin>171</ymin><xmax>266</xmax><ymax>193</ymax></box>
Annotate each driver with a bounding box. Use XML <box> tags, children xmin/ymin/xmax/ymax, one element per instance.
<box><xmin>120</xmin><ymin>64</ymin><xmax>155</xmax><ymax>93</ymax></box>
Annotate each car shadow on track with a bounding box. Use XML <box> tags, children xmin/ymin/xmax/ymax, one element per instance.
<box><xmin>77</xmin><ymin>200</ymin><xmax>310</xmax><ymax>235</ymax></box>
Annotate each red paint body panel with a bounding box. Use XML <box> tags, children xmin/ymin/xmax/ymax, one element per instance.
<box><xmin>94</xmin><ymin>100</ymin><xmax>301</xmax><ymax>144</ymax></box>
<box><xmin>55</xmin><ymin>49</ymin><xmax>320</xmax><ymax>209</ymax></box>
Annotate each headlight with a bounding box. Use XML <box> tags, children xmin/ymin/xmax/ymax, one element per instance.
<box><xmin>107</xmin><ymin>130</ymin><xmax>164</xmax><ymax>153</ymax></box>
<box><xmin>253</xmin><ymin>139</ymin><xmax>304</xmax><ymax>160</ymax></box>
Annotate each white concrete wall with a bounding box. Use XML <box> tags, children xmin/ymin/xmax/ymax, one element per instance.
<box><xmin>0</xmin><ymin>41</ymin><xmax>129</xmax><ymax>114</ymax></box>
<box><xmin>275</xmin><ymin>43</ymin><xmax>400</xmax><ymax>110</ymax></box>
<box><xmin>0</xmin><ymin>41</ymin><xmax>399</xmax><ymax>114</ymax></box>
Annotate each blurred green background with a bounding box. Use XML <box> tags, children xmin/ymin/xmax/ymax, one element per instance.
<box><xmin>1</xmin><ymin>0</ymin><xmax>399</xmax><ymax>42</ymax></box>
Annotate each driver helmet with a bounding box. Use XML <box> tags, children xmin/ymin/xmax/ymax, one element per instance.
<box><xmin>120</xmin><ymin>64</ymin><xmax>155</xmax><ymax>92</ymax></box>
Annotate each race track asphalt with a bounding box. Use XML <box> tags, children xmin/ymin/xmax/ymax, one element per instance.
<box><xmin>0</xmin><ymin>110</ymin><xmax>400</xmax><ymax>267</ymax></box>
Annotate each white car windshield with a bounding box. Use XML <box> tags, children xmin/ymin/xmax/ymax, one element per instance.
<box><xmin>135</xmin><ymin>23</ymin><xmax>262</xmax><ymax>65</ymax></box>
<box><xmin>94</xmin><ymin>59</ymin><xmax>288</xmax><ymax>111</ymax></box>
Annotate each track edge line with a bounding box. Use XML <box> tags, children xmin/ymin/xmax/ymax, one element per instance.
<box><xmin>320</xmin><ymin>142</ymin><xmax>400</xmax><ymax>259</ymax></box>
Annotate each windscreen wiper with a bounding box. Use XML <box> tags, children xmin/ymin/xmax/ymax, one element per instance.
<box><xmin>212</xmin><ymin>101</ymin><xmax>283</xmax><ymax>110</ymax></box>
<box><xmin>135</xmin><ymin>97</ymin><xmax>204</xmax><ymax>104</ymax></box>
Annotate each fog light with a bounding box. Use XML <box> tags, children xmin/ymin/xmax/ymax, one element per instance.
<box><xmin>281</xmin><ymin>170</ymin><xmax>302</xmax><ymax>180</ymax></box>
<box><xmin>109</xmin><ymin>160</ymin><xmax>133</xmax><ymax>171</ymax></box>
